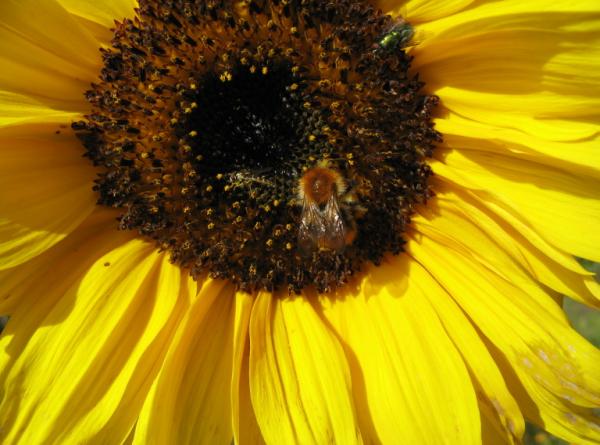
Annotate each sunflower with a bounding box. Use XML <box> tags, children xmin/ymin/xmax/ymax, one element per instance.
<box><xmin>1</xmin><ymin>0</ymin><xmax>599</xmax><ymax>443</ymax></box>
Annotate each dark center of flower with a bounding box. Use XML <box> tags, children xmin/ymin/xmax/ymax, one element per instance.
<box><xmin>73</xmin><ymin>0</ymin><xmax>441</xmax><ymax>293</ymax></box>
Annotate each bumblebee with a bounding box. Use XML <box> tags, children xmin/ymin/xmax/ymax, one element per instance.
<box><xmin>297</xmin><ymin>163</ymin><xmax>359</xmax><ymax>255</ymax></box>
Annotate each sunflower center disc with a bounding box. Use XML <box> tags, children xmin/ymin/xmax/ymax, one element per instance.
<box><xmin>73</xmin><ymin>0</ymin><xmax>441</xmax><ymax>293</ymax></box>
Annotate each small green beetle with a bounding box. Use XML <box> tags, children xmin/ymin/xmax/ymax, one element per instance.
<box><xmin>374</xmin><ymin>19</ymin><xmax>415</xmax><ymax>53</ymax></box>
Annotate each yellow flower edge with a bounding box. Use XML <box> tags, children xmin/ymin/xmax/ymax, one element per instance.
<box><xmin>0</xmin><ymin>0</ymin><xmax>598</xmax><ymax>444</ymax></box>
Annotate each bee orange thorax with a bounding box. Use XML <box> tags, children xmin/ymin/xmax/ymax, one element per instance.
<box><xmin>300</xmin><ymin>167</ymin><xmax>343</xmax><ymax>205</ymax></box>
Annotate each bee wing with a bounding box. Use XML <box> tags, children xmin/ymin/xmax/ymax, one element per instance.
<box><xmin>322</xmin><ymin>194</ymin><xmax>346</xmax><ymax>252</ymax></box>
<box><xmin>298</xmin><ymin>198</ymin><xmax>327</xmax><ymax>256</ymax></box>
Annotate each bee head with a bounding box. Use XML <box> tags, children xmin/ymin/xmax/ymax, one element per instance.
<box><xmin>299</xmin><ymin>165</ymin><xmax>346</xmax><ymax>206</ymax></box>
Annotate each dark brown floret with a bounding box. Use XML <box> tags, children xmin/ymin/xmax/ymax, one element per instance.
<box><xmin>73</xmin><ymin>0</ymin><xmax>441</xmax><ymax>293</ymax></box>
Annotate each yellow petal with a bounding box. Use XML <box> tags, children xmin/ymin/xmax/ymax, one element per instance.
<box><xmin>56</xmin><ymin>0</ymin><xmax>137</xmax><ymax>28</ymax></box>
<box><xmin>433</xmin><ymin>87</ymin><xmax>598</xmax><ymax>128</ymax></box>
<box><xmin>414</xmin><ymin>186</ymin><xmax>600</xmax><ymax>308</ymax></box>
<box><xmin>431</xmin><ymin>150</ymin><xmax>600</xmax><ymax>262</ymax></box>
<box><xmin>380</xmin><ymin>0</ymin><xmax>476</xmax><ymax>23</ymax></box>
<box><xmin>249</xmin><ymin>291</ymin><xmax>361</xmax><ymax>444</ymax></box>
<box><xmin>0</xmin><ymin>123</ymin><xmax>96</xmax><ymax>269</ymax></box>
<box><xmin>411</xmin><ymin>0</ymin><xmax>600</xmax><ymax>161</ymax></box>
<box><xmin>133</xmin><ymin>279</ymin><xmax>235</xmax><ymax>445</ymax></box>
<box><xmin>0</xmin><ymin>90</ymin><xmax>79</xmax><ymax>128</ymax></box>
<box><xmin>415</xmin><ymin>19</ymin><xmax>600</xmax><ymax>98</ymax></box>
<box><xmin>416</xmin><ymin>0</ymin><xmax>600</xmax><ymax>47</ymax></box>
<box><xmin>231</xmin><ymin>292</ymin><xmax>264</xmax><ymax>445</ymax></box>
<box><xmin>436</xmin><ymin>112</ymin><xmax>600</xmax><ymax>180</ymax></box>
<box><xmin>0</xmin><ymin>238</ymin><xmax>192</xmax><ymax>444</ymax></box>
<box><xmin>69</xmin><ymin>15</ymin><xmax>115</xmax><ymax>47</ymax></box>
<box><xmin>480</xmin><ymin>400</ymin><xmax>516</xmax><ymax>445</ymax></box>
<box><xmin>409</xmin><ymin>235</ymin><xmax>600</xmax><ymax>444</ymax></box>
<box><xmin>320</xmin><ymin>259</ymin><xmax>481</xmax><ymax>444</ymax></box>
<box><xmin>0</xmin><ymin>208</ymin><xmax>129</xmax><ymax>315</ymax></box>
<box><xmin>405</xmin><ymin>259</ymin><xmax>525</xmax><ymax>443</ymax></box>
<box><xmin>0</xmin><ymin>0</ymin><xmax>100</xmax><ymax>111</ymax></box>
